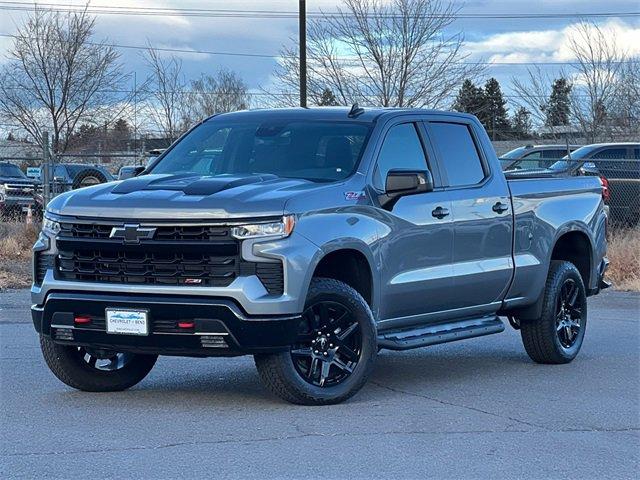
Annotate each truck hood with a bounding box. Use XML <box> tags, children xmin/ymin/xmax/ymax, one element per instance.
<box><xmin>47</xmin><ymin>173</ymin><xmax>328</xmax><ymax>220</ymax></box>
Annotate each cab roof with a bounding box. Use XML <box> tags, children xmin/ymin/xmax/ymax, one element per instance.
<box><xmin>205</xmin><ymin>107</ymin><xmax>476</xmax><ymax>124</ymax></box>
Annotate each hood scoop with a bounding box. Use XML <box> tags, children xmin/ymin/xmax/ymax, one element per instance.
<box><xmin>112</xmin><ymin>173</ymin><xmax>279</xmax><ymax>196</ymax></box>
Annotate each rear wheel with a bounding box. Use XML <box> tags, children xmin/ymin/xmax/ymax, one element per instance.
<box><xmin>40</xmin><ymin>336</ymin><xmax>157</xmax><ymax>391</ymax></box>
<box><xmin>520</xmin><ymin>261</ymin><xmax>587</xmax><ymax>364</ymax></box>
<box><xmin>255</xmin><ymin>278</ymin><xmax>377</xmax><ymax>405</ymax></box>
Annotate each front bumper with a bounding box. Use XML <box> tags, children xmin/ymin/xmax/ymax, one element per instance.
<box><xmin>33</xmin><ymin>292</ymin><xmax>302</xmax><ymax>357</ymax></box>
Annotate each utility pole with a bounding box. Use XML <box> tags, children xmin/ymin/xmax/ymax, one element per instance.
<box><xmin>42</xmin><ymin>132</ymin><xmax>50</xmax><ymax>205</ymax></box>
<box><xmin>299</xmin><ymin>0</ymin><xmax>307</xmax><ymax>108</ymax></box>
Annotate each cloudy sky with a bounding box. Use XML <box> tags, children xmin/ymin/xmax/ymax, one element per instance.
<box><xmin>0</xmin><ymin>0</ymin><xmax>639</xmax><ymax>108</ymax></box>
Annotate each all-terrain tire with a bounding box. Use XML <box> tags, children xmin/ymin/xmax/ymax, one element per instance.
<box><xmin>519</xmin><ymin>260</ymin><xmax>588</xmax><ymax>364</ymax></box>
<box><xmin>40</xmin><ymin>336</ymin><xmax>157</xmax><ymax>391</ymax></box>
<box><xmin>72</xmin><ymin>169</ymin><xmax>107</xmax><ymax>189</ymax></box>
<box><xmin>254</xmin><ymin>278</ymin><xmax>377</xmax><ymax>405</ymax></box>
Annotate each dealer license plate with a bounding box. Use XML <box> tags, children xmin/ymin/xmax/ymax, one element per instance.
<box><xmin>106</xmin><ymin>309</ymin><xmax>149</xmax><ymax>336</ymax></box>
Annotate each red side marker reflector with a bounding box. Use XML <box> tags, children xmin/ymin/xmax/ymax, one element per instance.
<box><xmin>74</xmin><ymin>316</ymin><xmax>91</xmax><ymax>325</ymax></box>
<box><xmin>178</xmin><ymin>321</ymin><xmax>195</xmax><ymax>329</ymax></box>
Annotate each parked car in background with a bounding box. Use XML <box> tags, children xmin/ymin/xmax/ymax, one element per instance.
<box><xmin>0</xmin><ymin>161</ymin><xmax>38</xmax><ymax>220</ymax></box>
<box><xmin>500</xmin><ymin>144</ymin><xmax>581</xmax><ymax>171</ymax></box>
<box><xmin>549</xmin><ymin>143</ymin><xmax>640</xmax><ymax>226</ymax></box>
<box><xmin>49</xmin><ymin>163</ymin><xmax>114</xmax><ymax>192</ymax></box>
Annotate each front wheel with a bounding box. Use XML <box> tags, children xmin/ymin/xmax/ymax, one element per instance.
<box><xmin>254</xmin><ymin>278</ymin><xmax>377</xmax><ymax>405</ymax></box>
<box><xmin>519</xmin><ymin>261</ymin><xmax>588</xmax><ymax>364</ymax></box>
<box><xmin>40</xmin><ymin>336</ymin><xmax>157</xmax><ymax>391</ymax></box>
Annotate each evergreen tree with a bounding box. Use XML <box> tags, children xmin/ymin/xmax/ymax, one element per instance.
<box><xmin>452</xmin><ymin>79</ymin><xmax>485</xmax><ymax>117</ymax></box>
<box><xmin>113</xmin><ymin>118</ymin><xmax>131</xmax><ymax>136</ymax></box>
<box><xmin>482</xmin><ymin>78</ymin><xmax>510</xmax><ymax>140</ymax></box>
<box><xmin>317</xmin><ymin>88</ymin><xmax>339</xmax><ymax>106</ymax></box>
<box><xmin>544</xmin><ymin>78</ymin><xmax>572</xmax><ymax>126</ymax></box>
<box><xmin>511</xmin><ymin>107</ymin><xmax>533</xmax><ymax>138</ymax></box>
<box><xmin>7</xmin><ymin>132</ymin><xmax>15</xmax><ymax>141</ymax></box>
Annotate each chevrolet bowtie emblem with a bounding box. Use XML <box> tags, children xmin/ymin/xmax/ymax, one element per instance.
<box><xmin>109</xmin><ymin>224</ymin><xmax>157</xmax><ymax>244</ymax></box>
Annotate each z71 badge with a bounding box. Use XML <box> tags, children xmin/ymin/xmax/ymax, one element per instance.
<box><xmin>344</xmin><ymin>191</ymin><xmax>366</xmax><ymax>200</ymax></box>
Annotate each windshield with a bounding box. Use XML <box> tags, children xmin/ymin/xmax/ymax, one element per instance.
<box><xmin>0</xmin><ymin>164</ymin><xmax>27</xmax><ymax>178</ymax></box>
<box><xmin>549</xmin><ymin>145</ymin><xmax>600</xmax><ymax>171</ymax></box>
<box><xmin>150</xmin><ymin>119</ymin><xmax>371</xmax><ymax>182</ymax></box>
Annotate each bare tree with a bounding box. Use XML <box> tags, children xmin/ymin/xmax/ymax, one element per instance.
<box><xmin>142</xmin><ymin>48</ymin><xmax>188</xmax><ymax>142</ymax></box>
<box><xmin>186</xmin><ymin>70</ymin><xmax>250</xmax><ymax>120</ymax></box>
<box><xmin>0</xmin><ymin>6</ymin><xmax>129</xmax><ymax>153</ymax></box>
<box><xmin>511</xmin><ymin>67</ymin><xmax>567</xmax><ymax>134</ymax></box>
<box><xmin>266</xmin><ymin>0</ymin><xmax>482</xmax><ymax>108</ymax></box>
<box><xmin>568</xmin><ymin>21</ymin><xmax>629</xmax><ymax>142</ymax></box>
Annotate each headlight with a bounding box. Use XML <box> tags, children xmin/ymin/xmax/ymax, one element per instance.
<box><xmin>231</xmin><ymin>215</ymin><xmax>295</xmax><ymax>240</ymax></box>
<box><xmin>42</xmin><ymin>216</ymin><xmax>61</xmax><ymax>235</ymax></box>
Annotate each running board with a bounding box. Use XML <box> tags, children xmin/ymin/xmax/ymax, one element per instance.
<box><xmin>377</xmin><ymin>315</ymin><xmax>505</xmax><ymax>351</ymax></box>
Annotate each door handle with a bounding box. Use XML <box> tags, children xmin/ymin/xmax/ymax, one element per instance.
<box><xmin>492</xmin><ymin>202</ymin><xmax>509</xmax><ymax>214</ymax></box>
<box><xmin>432</xmin><ymin>206</ymin><xmax>450</xmax><ymax>219</ymax></box>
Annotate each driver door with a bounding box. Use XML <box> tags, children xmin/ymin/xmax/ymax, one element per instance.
<box><xmin>375</xmin><ymin>121</ymin><xmax>454</xmax><ymax>327</ymax></box>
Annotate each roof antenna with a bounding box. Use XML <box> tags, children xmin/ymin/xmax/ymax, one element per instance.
<box><xmin>348</xmin><ymin>103</ymin><xmax>365</xmax><ymax>118</ymax></box>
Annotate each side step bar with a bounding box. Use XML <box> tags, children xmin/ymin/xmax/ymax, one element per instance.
<box><xmin>377</xmin><ymin>315</ymin><xmax>505</xmax><ymax>351</ymax></box>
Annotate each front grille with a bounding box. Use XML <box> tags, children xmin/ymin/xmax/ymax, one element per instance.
<box><xmin>4</xmin><ymin>182</ymin><xmax>36</xmax><ymax>199</ymax></box>
<box><xmin>59</xmin><ymin>223</ymin><xmax>231</xmax><ymax>241</ymax></box>
<box><xmin>54</xmin><ymin>221</ymin><xmax>284</xmax><ymax>294</ymax></box>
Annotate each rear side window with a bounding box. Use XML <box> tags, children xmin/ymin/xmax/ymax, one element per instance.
<box><xmin>592</xmin><ymin>148</ymin><xmax>627</xmax><ymax>159</ymax></box>
<box><xmin>374</xmin><ymin>123</ymin><xmax>428</xmax><ymax>187</ymax></box>
<box><xmin>542</xmin><ymin>149</ymin><xmax>568</xmax><ymax>159</ymax></box>
<box><xmin>429</xmin><ymin>122</ymin><xmax>485</xmax><ymax>186</ymax></box>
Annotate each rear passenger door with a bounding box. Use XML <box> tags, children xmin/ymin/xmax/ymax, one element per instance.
<box><xmin>424</xmin><ymin>117</ymin><xmax>513</xmax><ymax>315</ymax></box>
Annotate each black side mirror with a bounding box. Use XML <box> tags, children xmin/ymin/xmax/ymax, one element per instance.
<box><xmin>380</xmin><ymin>169</ymin><xmax>433</xmax><ymax>210</ymax></box>
<box><xmin>118</xmin><ymin>166</ymin><xmax>145</xmax><ymax>180</ymax></box>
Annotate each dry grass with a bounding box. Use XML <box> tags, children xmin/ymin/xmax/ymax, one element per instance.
<box><xmin>606</xmin><ymin>227</ymin><xmax>640</xmax><ymax>292</ymax></box>
<box><xmin>0</xmin><ymin>222</ymin><xmax>639</xmax><ymax>292</ymax></box>
<box><xmin>0</xmin><ymin>222</ymin><xmax>39</xmax><ymax>289</ymax></box>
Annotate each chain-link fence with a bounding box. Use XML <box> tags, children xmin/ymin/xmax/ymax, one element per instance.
<box><xmin>1</xmin><ymin>142</ymin><xmax>638</xmax><ymax>228</ymax></box>
<box><xmin>1</xmin><ymin>148</ymin><xmax>148</xmax><ymax>223</ymax></box>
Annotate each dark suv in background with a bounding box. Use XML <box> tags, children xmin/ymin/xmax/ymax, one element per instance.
<box><xmin>500</xmin><ymin>144</ymin><xmax>580</xmax><ymax>170</ymax></box>
<box><xmin>550</xmin><ymin>143</ymin><xmax>640</xmax><ymax>225</ymax></box>
<box><xmin>0</xmin><ymin>161</ymin><xmax>38</xmax><ymax>220</ymax></box>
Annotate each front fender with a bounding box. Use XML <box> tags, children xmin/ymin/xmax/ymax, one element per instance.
<box><xmin>294</xmin><ymin>208</ymin><xmax>382</xmax><ymax>316</ymax></box>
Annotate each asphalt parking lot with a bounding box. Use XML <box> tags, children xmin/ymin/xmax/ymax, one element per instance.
<box><xmin>1</xmin><ymin>289</ymin><xmax>638</xmax><ymax>479</ymax></box>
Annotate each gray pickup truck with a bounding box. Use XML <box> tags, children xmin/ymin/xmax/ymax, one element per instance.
<box><xmin>32</xmin><ymin>107</ymin><xmax>609</xmax><ymax>405</ymax></box>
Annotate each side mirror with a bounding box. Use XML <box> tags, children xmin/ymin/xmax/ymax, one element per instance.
<box><xmin>118</xmin><ymin>166</ymin><xmax>145</xmax><ymax>180</ymax></box>
<box><xmin>380</xmin><ymin>169</ymin><xmax>433</xmax><ymax>210</ymax></box>
<box><xmin>53</xmin><ymin>176</ymin><xmax>65</xmax><ymax>183</ymax></box>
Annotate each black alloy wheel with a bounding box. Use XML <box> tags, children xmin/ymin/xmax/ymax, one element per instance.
<box><xmin>76</xmin><ymin>347</ymin><xmax>135</xmax><ymax>372</ymax></box>
<box><xmin>254</xmin><ymin>278</ymin><xmax>377</xmax><ymax>405</ymax></box>
<box><xmin>291</xmin><ymin>300</ymin><xmax>362</xmax><ymax>387</ymax></box>
<box><xmin>555</xmin><ymin>278</ymin><xmax>584</xmax><ymax>349</ymax></box>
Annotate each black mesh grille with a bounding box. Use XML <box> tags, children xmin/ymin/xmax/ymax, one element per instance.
<box><xmin>256</xmin><ymin>262</ymin><xmax>285</xmax><ymax>295</ymax></box>
<box><xmin>34</xmin><ymin>253</ymin><xmax>55</xmax><ymax>286</ymax></box>
<box><xmin>54</xmin><ymin>222</ymin><xmax>284</xmax><ymax>294</ymax></box>
<box><xmin>59</xmin><ymin>223</ymin><xmax>231</xmax><ymax>242</ymax></box>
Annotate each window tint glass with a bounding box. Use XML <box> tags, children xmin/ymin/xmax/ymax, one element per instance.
<box><xmin>151</xmin><ymin>120</ymin><xmax>371</xmax><ymax>182</ymax></box>
<box><xmin>592</xmin><ymin>148</ymin><xmax>627</xmax><ymax>159</ymax></box>
<box><xmin>542</xmin><ymin>149</ymin><xmax>568</xmax><ymax>159</ymax></box>
<box><xmin>429</xmin><ymin>122</ymin><xmax>485</xmax><ymax>186</ymax></box>
<box><xmin>375</xmin><ymin>123</ymin><xmax>428</xmax><ymax>186</ymax></box>
<box><xmin>522</xmin><ymin>151</ymin><xmax>542</xmax><ymax>159</ymax></box>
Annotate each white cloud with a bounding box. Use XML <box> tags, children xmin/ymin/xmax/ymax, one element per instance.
<box><xmin>466</xmin><ymin>19</ymin><xmax>640</xmax><ymax>64</ymax></box>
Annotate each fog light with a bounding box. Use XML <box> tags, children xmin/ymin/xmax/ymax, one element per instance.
<box><xmin>200</xmin><ymin>335</ymin><xmax>228</xmax><ymax>348</ymax></box>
